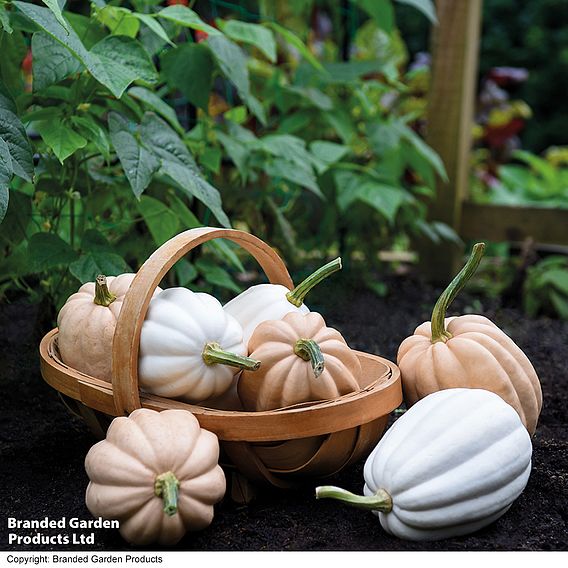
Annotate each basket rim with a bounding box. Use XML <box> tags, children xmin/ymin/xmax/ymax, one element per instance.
<box><xmin>40</xmin><ymin>329</ymin><xmax>402</xmax><ymax>442</ymax></box>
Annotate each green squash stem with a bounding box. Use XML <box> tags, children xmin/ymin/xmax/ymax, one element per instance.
<box><xmin>286</xmin><ymin>258</ymin><xmax>342</xmax><ymax>307</ymax></box>
<box><xmin>294</xmin><ymin>338</ymin><xmax>325</xmax><ymax>378</ymax></box>
<box><xmin>315</xmin><ymin>486</ymin><xmax>393</xmax><ymax>513</ymax></box>
<box><xmin>155</xmin><ymin>471</ymin><xmax>180</xmax><ymax>516</ymax></box>
<box><xmin>430</xmin><ymin>242</ymin><xmax>486</xmax><ymax>344</ymax></box>
<box><xmin>93</xmin><ymin>275</ymin><xmax>116</xmax><ymax>307</ymax></box>
<box><xmin>202</xmin><ymin>342</ymin><xmax>261</xmax><ymax>371</ymax></box>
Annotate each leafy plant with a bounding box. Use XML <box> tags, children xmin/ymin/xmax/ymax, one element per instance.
<box><xmin>523</xmin><ymin>255</ymin><xmax>568</xmax><ymax>320</ymax></box>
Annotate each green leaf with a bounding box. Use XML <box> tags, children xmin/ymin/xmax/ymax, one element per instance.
<box><xmin>32</xmin><ymin>31</ymin><xmax>81</xmax><ymax>92</ymax></box>
<box><xmin>0</xmin><ymin>188</ymin><xmax>30</xmax><ymax>245</ymax></box>
<box><xmin>309</xmin><ymin>141</ymin><xmax>349</xmax><ymax>173</ymax></box>
<box><xmin>0</xmin><ymin>91</ymin><xmax>34</xmax><ymax>181</ymax></box>
<box><xmin>216</xmin><ymin>130</ymin><xmax>248</xmax><ymax>180</ymax></box>
<box><xmin>0</xmin><ymin>137</ymin><xmax>11</xmax><ymax>223</ymax></box>
<box><xmin>322</xmin><ymin>59</ymin><xmax>389</xmax><ymax>84</ymax></box>
<box><xmin>220</xmin><ymin>20</ymin><xmax>276</xmax><ymax>62</ymax></box>
<box><xmin>128</xmin><ymin>86</ymin><xmax>183</xmax><ymax>134</ymax></box>
<box><xmin>264</xmin><ymin>158</ymin><xmax>323</xmax><ymax>199</ymax></box>
<box><xmin>108</xmin><ymin>112</ymin><xmax>159</xmax><ymax>198</ymax></box>
<box><xmin>96</xmin><ymin>5</ymin><xmax>140</xmax><ymax>38</ymax></box>
<box><xmin>28</xmin><ymin>232</ymin><xmax>78</xmax><ymax>272</ymax></box>
<box><xmin>35</xmin><ymin>119</ymin><xmax>87</xmax><ymax>163</ymax></box>
<box><xmin>285</xmin><ymin>85</ymin><xmax>333</xmax><ymax>111</ymax></box>
<box><xmin>200</xmin><ymin>147</ymin><xmax>222</xmax><ymax>174</ymax></box>
<box><xmin>175</xmin><ymin>258</ymin><xmax>197</xmax><ymax>286</ymax></box>
<box><xmin>195</xmin><ymin>258</ymin><xmax>241</xmax><ymax>293</ymax></box>
<box><xmin>395</xmin><ymin>0</ymin><xmax>438</xmax><ymax>24</ymax></box>
<box><xmin>356</xmin><ymin>0</ymin><xmax>395</xmax><ymax>33</ymax></box>
<box><xmin>430</xmin><ymin>221</ymin><xmax>463</xmax><ymax>246</ymax></box>
<box><xmin>160</xmin><ymin>43</ymin><xmax>214</xmax><ymax>112</ymax></box>
<box><xmin>140</xmin><ymin>113</ymin><xmax>230</xmax><ymax>227</ymax></box>
<box><xmin>396</xmin><ymin>122</ymin><xmax>448</xmax><ymax>182</ymax></box>
<box><xmin>66</xmin><ymin>12</ymin><xmax>106</xmax><ymax>49</ymax></box>
<box><xmin>158</xmin><ymin>5</ymin><xmax>222</xmax><ymax>37</ymax></box>
<box><xmin>80</xmin><ymin>229</ymin><xmax>113</xmax><ymax>253</ymax></box>
<box><xmin>0</xmin><ymin>4</ymin><xmax>13</xmax><ymax>34</ymax></box>
<box><xmin>335</xmin><ymin>170</ymin><xmax>405</xmax><ymax>222</ymax></box>
<box><xmin>138</xmin><ymin>195</ymin><xmax>180</xmax><ymax>246</ymax></box>
<box><xmin>550</xmin><ymin>290</ymin><xmax>568</xmax><ymax>320</ymax></box>
<box><xmin>208</xmin><ymin>35</ymin><xmax>266</xmax><ymax>124</ymax></box>
<box><xmin>41</xmin><ymin>0</ymin><xmax>70</xmax><ymax>32</ymax></box>
<box><xmin>90</xmin><ymin>35</ymin><xmax>158</xmax><ymax>93</ymax></box>
<box><xmin>70</xmin><ymin>252</ymin><xmax>131</xmax><ymax>284</ymax></box>
<box><xmin>134</xmin><ymin>13</ymin><xmax>174</xmax><ymax>47</ymax></box>
<box><xmin>71</xmin><ymin>115</ymin><xmax>110</xmax><ymax>161</ymax></box>
<box><xmin>0</xmin><ymin>29</ymin><xmax>26</xmax><ymax>96</ymax></box>
<box><xmin>264</xmin><ymin>21</ymin><xmax>325</xmax><ymax>72</ymax></box>
<box><xmin>540</xmin><ymin>269</ymin><xmax>568</xmax><ymax>295</ymax></box>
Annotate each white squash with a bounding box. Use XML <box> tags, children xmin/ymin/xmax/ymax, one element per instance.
<box><xmin>139</xmin><ymin>288</ymin><xmax>260</xmax><ymax>403</ymax></box>
<box><xmin>224</xmin><ymin>257</ymin><xmax>341</xmax><ymax>344</ymax></box>
<box><xmin>316</xmin><ymin>388</ymin><xmax>532</xmax><ymax>541</ymax></box>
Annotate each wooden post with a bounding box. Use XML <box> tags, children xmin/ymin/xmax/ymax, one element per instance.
<box><xmin>419</xmin><ymin>0</ymin><xmax>483</xmax><ymax>282</ymax></box>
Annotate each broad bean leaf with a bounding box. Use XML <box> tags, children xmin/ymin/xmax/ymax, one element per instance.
<box><xmin>285</xmin><ymin>85</ymin><xmax>333</xmax><ymax>111</ymax></box>
<box><xmin>0</xmin><ymin>188</ymin><xmax>30</xmax><ymax>245</ymax></box>
<box><xmin>0</xmin><ymin>4</ymin><xmax>13</xmax><ymax>34</ymax></box>
<box><xmin>134</xmin><ymin>13</ymin><xmax>174</xmax><ymax>47</ymax></box>
<box><xmin>158</xmin><ymin>5</ymin><xmax>221</xmax><ymax>36</ymax></box>
<box><xmin>28</xmin><ymin>232</ymin><xmax>78</xmax><ymax>272</ymax></box>
<box><xmin>70</xmin><ymin>252</ymin><xmax>131</xmax><ymax>283</ymax></box>
<box><xmin>0</xmin><ymin>136</ymin><xmax>11</xmax><ymax>223</ymax></box>
<box><xmin>128</xmin><ymin>87</ymin><xmax>183</xmax><ymax>134</ymax></box>
<box><xmin>41</xmin><ymin>0</ymin><xmax>70</xmax><ymax>32</ymax></box>
<box><xmin>335</xmin><ymin>170</ymin><xmax>405</xmax><ymax>222</ymax></box>
<box><xmin>220</xmin><ymin>20</ymin><xmax>276</xmax><ymax>62</ymax></box>
<box><xmin>395</xmin><ymin>0</ymin><xmax>438</xmax><ymax>24</ymax></box>
<box><xmin>264</xmin><ymin>158</ymin><xmax>323</xmax><ymax>199</ymax></box>
<box><xmin>140</xmin><ymin>113</ymin><xmax>230</xmax><ymax>227</ymax></box>
<box><xmin>14</xmin><ymin>2</ymin><xmax>156</xmax><ymax>98</ymax></box>
<box><xmin>216</xmin><ymin>131</ymin><xmax>248</xmax><ymax>180</ymax></box>
<box><xmin>71</xmin><ymin>115</ymin><xmax>110</xmax><ymax>161</ymax></box>
<box><xmin>309</xmin><ymin>141</ymin><xmax>349</xmax><ymax>172</ymax></box>
<box><xmin>208</xmin><ymin>36</ymin><xmax>266</xmax><ymax>124</ymax></box>
<box><xmin>356</xmin><ymin>0</ymin><xmax>395</xmax><ymax>33</ymax></box>
<box><xmin>35</xmin><ymin>119</ymin><xmax>87</xmax><ymax>163</ymax></box>
<box><xmin>0</xmin><ymin>29</ymin><xmax>26</xmax><ymax>96</ymax></box>
<box><xmin>96</xmin><ymin>6</ymin><xmax>139</xmax><ymax>37</ymax></box>
<box><xmin>108</xmin><ymin>112</ymin><xmax>159</xmax><ymax>198</ymax></box>
<box><xmin>175</xmin><ymin>258</ymin><xmax>197</xmax><ymax>286</ymax></box>
<box><xmin>138</xmin><ymin>195</ymin><xmax>180</xmax><ymax>246</ymax></box>
<box><xmin>0</xmin><ymin>86</ymin><xmax>34</xmax><ymax>181</ymax></box>
<box><xmin>32</xmin><ymin>31</ymin><xmax>81</xmax><ymax>92</ymax></box>
<box><xmin>195</xmin><ymin>258</ymin><xmax>241</xmax><ymax>294</ymax></box>
<box><xmin>160</xmin><ymin>43</ymin><xmax>213</xmax><ymax>112</ymax></box>
<box><xmin>264</xmin><ymin>21</ymin><xmax>324</xmax><ymax>72</ymax></box>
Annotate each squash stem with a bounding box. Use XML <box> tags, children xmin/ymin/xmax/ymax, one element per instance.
<box><xmin>294</xmin><ymin>339</ymin><xmax>325</xmax><ymax>378</ymax></box>
<box><xmin>202</xmin><ymin>342</ymin><xmax>261</xmax><ymax>371</ymax></box>
<box><xmin>315</xmin><ymin>486</ymin><xmax>393</xmax><ymax>513</ymax></box>
<box><xmin>286</xmin><ymin>258</ymin><xmax>342</xmax><ymax>307</ymax></box>
<box><xmin>430</xmin><ymin>243</ymin><xmax>486</xmax><ymax>344</ymax></box>
<box><xmin>93</xmin><ymin>275</ymin><xmax>116</xmax><ymax>307</ymax></box>
<box><xmin>155</xmin><ymin>471</ymin><xmax>179</xmax><ymax>516</ymax></box>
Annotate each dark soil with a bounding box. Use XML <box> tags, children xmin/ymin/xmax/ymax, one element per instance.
<box><xmin>1</xmin><ymin>275</ymin><xmax>567</xmax><ymax>551</ymax></box>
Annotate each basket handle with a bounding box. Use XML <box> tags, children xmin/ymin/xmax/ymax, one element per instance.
<box><xmin>111</xmin><ymin>227</ymin><xmax>294</xmax><ymax>415</ymax></box>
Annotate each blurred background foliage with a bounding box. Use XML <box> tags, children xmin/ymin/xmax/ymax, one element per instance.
<box><xmin>1</xmin><ymin>0</ymin><xmax>567</xmax><ymax>323</ymax></box>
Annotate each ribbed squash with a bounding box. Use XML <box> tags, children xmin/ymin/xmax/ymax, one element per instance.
<box><xmin>238</xmin><ymin>311</ymin><xmax>361</xmax><ymax>411</ymax></box>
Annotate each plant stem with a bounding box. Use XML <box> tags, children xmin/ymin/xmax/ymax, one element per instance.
<box><xmin>294</xmin><ymin>338</ymin><xmax>325</xmax><ymax>378</ymax></box>
<box><xmin>315</xmin><ymin>486</ymin><xmax>393</xmax><ymax>513</ymax></box>
<box><xmin>202</xmin><ymin>342</ymin><xmax>261</xmax><ymax>371</ymax></box>
<box><xmin>93</xmin><ymin>275</ymin><xmax>117</xmax><ymax>307</ymax></box>
<box><xmin>286</xmin><ymin>258</ymin><xmax>342</xmax><ymax>307</ymax></box>
<box><xmin>430</xmin><ymin>242</ymin><xmax>486</xmax><ymax>343</ymax></box>
<box><xmin>154</xmin><ymin>471</ymin><xmax>179</xmax><ymax>516</ymax></box>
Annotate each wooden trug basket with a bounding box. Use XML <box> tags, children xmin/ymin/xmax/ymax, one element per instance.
<box><xmin>39</xmin><ymin>228</ymin><xmax>402</xmax><ymax>490</ymax></box>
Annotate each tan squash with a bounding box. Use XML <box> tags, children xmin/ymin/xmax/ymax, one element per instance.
<box><xmin>238</xmin><ymin>311</ymin><xmax>362</xmax><ymax>411</ymax></box>
<box><xmin>57</xmin><ymin>274</ymin><xmax>161</xmax><ymax>382</ymax></box>
<box><xmin>85</xmin><ymin>408</ymin><xmax>226</xmax><ymax>546</ymax></box>
<box><xmin>397</xmin><ymin>243</ymin><xmax>542</xmax><ymax>435</ymax></box>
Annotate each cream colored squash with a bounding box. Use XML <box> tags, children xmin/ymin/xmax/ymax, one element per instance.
<box><xmin>238</xmin><ymin>311</ymin><xmax>361</xmax><ymax>411</ymax></box>
<box><xmin>85</xmin><ymin>408</ymin><xmax>226</xmax><ymax>546</ymax></box>
<box><xmin>316</xmin><ymin>388</ymin><xmax>533</xmax><ymax>541</ymax></box>
<box><xmin>57</xmin><ymin>274</ymin><xmax>161</xmax><ymax>382</ymax></box>
<box><xmin>397</xmin><ymin>243</ymin><xmax>542</xmax><ymax>434</ymax></box>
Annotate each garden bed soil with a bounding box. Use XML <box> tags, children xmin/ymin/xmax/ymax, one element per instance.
<box><xmin>1</xmin><ymin>275</ymin><xmax>567</xmax><ymax>551</ymax></box>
